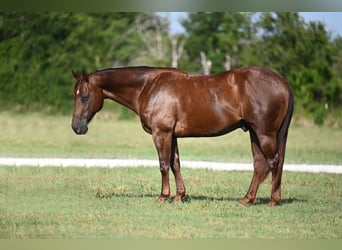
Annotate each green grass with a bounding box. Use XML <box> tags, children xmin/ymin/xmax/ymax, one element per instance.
<box><xmin>0</xmin><ymin>111</ymin><xmax>342</xmax><ymax>164</ymax></box>
<box><xmin>0</xmin><ymin>166</ymin><xmax>341</xmax><ymax>238</ymax></box>
<box><xmin>0</xmin><ymin>112</ymin><xmax>341</xmax><ymax>239</ymax></box>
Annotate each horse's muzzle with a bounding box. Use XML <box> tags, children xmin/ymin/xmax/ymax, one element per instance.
<box><xmin>71</xmin><ymin>120</ymin><xmax>88</xmax><ymax>135</ymax></box>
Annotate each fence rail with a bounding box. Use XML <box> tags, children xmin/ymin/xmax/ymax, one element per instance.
<box><xmin>0</xmin><ymin>157</ymin><xmax>341</xmax><ymax>174</ymax></box>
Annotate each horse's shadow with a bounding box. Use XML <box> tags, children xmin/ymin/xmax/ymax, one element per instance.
<box><xmin>180</xmin><ymin>195</ymin><xmax>306</xmax><ymax>206</ymax></box>
<box><xmin>95</xmin><ymin>190</ymin><xmax>306</xmax><ymax>206</ymax></box>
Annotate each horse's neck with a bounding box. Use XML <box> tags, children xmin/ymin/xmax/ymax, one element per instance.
<box><xmin>92</xmin><ymin>69</ymin><xmax>147</xmax><ymax>114</ymax></box>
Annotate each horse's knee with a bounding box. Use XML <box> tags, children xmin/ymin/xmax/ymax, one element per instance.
<box><xmin>159</xmin><ymin>160</ymin><xmax>170</xmax><ymax>175</ymax></box>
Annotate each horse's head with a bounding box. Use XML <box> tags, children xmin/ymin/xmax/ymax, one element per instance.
<box><xmin>71</xmin><ymin>70</ymin><xmax>104</xmax><ymax>134</ymax></box>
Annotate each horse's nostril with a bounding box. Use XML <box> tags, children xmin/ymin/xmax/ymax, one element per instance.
<box><xmin>72</xmin><ymin>124</ymin><xmax>83</xmax><ymax>134</ymax></box>
<box><xmin>71</xmin><ymin>119</ymin><xmax>88</xmax><ymax>134</ymax></box>
<box><xmin>73</xmin><ymin>125</ymin><xmax>88</xmax><ymax>135</ymax></box>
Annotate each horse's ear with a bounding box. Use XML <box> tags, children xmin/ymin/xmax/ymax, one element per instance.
<box><xmin>72</xmin><ymin>70</ymin><xmax>81</xmax><ymax>80</ymax></box>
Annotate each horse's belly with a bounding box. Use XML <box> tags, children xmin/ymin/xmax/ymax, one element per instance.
<box><xmin>174</xmin><ymin>108</ymin><xmax>240</xmax><ymax>137</ymax></box>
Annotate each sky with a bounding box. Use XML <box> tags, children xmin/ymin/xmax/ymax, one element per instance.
<box><xmin>300</xmin><ymin>12</ymin><xmax>342</xmax><ymax>37</ymax></box>
<box><xmin>159</xmin><ymin>12</ymin><xmax>342</xmax><ymax>38</ymax></box>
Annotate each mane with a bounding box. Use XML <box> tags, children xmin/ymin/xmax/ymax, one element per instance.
<box><xmin>93</xmin><ymin>66</ymin><xmax>188</xmax><ymax>74</ymax></box>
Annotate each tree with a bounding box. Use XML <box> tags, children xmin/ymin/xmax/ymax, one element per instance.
<box><xmin>0</xmin><ymin>12</ymin><xmax>141</xmax><ymax>113</ymax></box>
<box><xmin>329</xmin><ymin>36</ymin><xmax>342</xmax><ymax>114</ymax></box>
<box><xmin>171</xmin><ymin>34</ymin><xmax>185</xmax><ymax>68</ymax></box>
<box><xmin>134</xmin><ymin>13</ymin><xmax>171</xmax><ymax>66</ymax></box>
<box><xmin>0</xmin><ymin>12</ymin><xmax>341</xmax><ymax>125</ymax></box>
<box><xmin>181</xmin><ymin>12</ymin><xmax>253</xmax><ymax>74</ymax></box>
<box><xmin>253</xmin><ymin>13</ymin><xmax>338</xmax><ymax>124</ymax></box>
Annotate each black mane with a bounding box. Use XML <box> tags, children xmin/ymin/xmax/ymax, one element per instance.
<box><xmin>94</xmin><ymin>66</ymin><xmax>179</xmax><ymax>74</ymax></box>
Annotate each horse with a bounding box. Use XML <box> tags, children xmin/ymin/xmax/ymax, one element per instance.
<box><xmin>71</xmin><ymin>66</ymin><xmax>293</xmax><ymax>206</ymax></box>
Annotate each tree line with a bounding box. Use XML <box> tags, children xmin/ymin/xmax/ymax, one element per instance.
<box><xmin>0</xmin><ymin>12</ymin><xmax>341</xmax><ymax>125</ymax></box>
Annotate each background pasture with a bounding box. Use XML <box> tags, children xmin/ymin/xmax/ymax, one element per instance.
<box><xmin>0</xmin><ymin>112</ymin><xmax>341</xmax><ymax>238</ymax></box>
<box><xmin>0</xmin><ymin>111</ymin><xmax>341</xmax><ymax>164</ymax></box>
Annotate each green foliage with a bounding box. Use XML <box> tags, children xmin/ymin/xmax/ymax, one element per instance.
<box><xmin>253</xmin><ymin>13</ymin><xmax>339</xmax><ymax>122</ymax></box>
<box><xmin>0</xmin><ymin>12</ymin><xmax>341</xmax><ymax>125</ymax></box>
<box><xmin>0</xmin><ymin>12</ymin><xmax>142</xmax><ymax>114</ymax></box>
<box><xmin>181</xmin><ymin>12</ymin><xmax>253</xmax><ymax>73</ymax></box>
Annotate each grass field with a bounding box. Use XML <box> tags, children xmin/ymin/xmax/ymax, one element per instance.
<box><xmin>0</xmin><ymin>112</ymin><xmax>341</xmax><ymax>239</ymax></box>
<box><xmin>0</xmin><ymin>166</ymin><xmax>341</xmax><ymax>238</ymax></box>
<box><xmin>0</xmin><ymin>111</ymin><xmax>341</xmax><ymax>164</ymax></box>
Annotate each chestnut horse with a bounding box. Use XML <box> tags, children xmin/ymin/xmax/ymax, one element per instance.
<box><xmin>71</xmin><ymin>66</ymin><xmax>293</xmax><ymax>206</ymax></box>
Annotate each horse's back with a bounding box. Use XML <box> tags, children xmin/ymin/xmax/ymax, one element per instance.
<box><xmin>139</xmin><ymin>66</ymin><xmax>291</xmax><ymax>137</ymax></box>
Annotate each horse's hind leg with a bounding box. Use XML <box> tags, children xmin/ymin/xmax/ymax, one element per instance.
<box><xmin>170</xmin><ymin>138</ymin><xmax>186</xmax><ymax>201</ymax></box>
<box><xmin>268</xmin><ymin>134</ymin><xmax>288</xmax><ymax>206</ymax></box>
<box><xmin>268</xmin><ymin>164</ymin><xmax>282</xmax><ymax>206</ymax></box>
<box><xmin>239</xmin><ymin>130</ymin><xmax>271</xmax><ymax>206</ymax></box>
<box><xmin>258</xmin><ymin>132</ymin><xmax>284</xmax><ymax>206</ymax></box>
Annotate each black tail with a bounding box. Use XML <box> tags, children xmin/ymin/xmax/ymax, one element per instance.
<box><xmin>277</xmin><ymin>87</ymin><xmax>294</xmax><ymax>170</ymax></box>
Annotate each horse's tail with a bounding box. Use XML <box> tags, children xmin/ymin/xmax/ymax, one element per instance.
<box><xmin>277</xmin><ymin>86</ymin><xmax>294</xmax><ymax>170</ymax></box>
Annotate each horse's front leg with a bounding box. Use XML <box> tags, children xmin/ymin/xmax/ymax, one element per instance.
<box><xmin>152</xmin><ymin>129</ymin><xmax>173</xmax><ymax>202</ymax></box>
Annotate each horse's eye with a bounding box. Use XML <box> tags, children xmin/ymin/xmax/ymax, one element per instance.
<box><xmin>82</xmin><ymin>94</ymin><xmax>90</xmax><ymax>103</ymax></box>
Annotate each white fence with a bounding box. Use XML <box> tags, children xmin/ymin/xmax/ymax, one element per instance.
<box><xmin>0</xmin><ymin>157</ymin><xmax>341</xmax><ymax>174</ymax></box>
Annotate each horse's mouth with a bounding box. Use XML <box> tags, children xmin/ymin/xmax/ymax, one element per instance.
<box><xmin>72</xmin><ymin>124</ymin><xmax>88</xmax><ymax>135</ymax></box>
<box><xmin>71</xmin><ymin>119</ymin><xmax>89</xmax><ymax>135</ymax></box>
<box><xmin>71</xmin><ymin>112</ymin><xmax>96</xmax><ymax>135</ymax></box>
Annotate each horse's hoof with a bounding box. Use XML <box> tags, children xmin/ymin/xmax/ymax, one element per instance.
<box><xmin>267</xmin><ymin>200</ymin><xmax>281</xmax><ymax>207</ymax></box>
<box><xmin>238</xmin><ymin>196</ymin><xmax>255</xmax><ymax>206</ymax></box>
<box><xmin>238</xmin><ymin>198</ymin><xmax>249</xmax><ymax>206</ymax></box>
<box><xmin>173</xmin><ymin>197</ymin><xmax>182</xmax><ymax>202</ymax></box>
<box><xmin>237</xmin><ymin>201</ymin><xmax>247</xmax><ymax>207</ymax></box>
<box><xmin>173</xmin><ymin>193</ymin><xmax>186</xmax><ymax>202</ymax></box>
<box><xmin>157</xmin><ymin>195</ymin><xmax>170</xmax><ymax>203</ymax></box>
